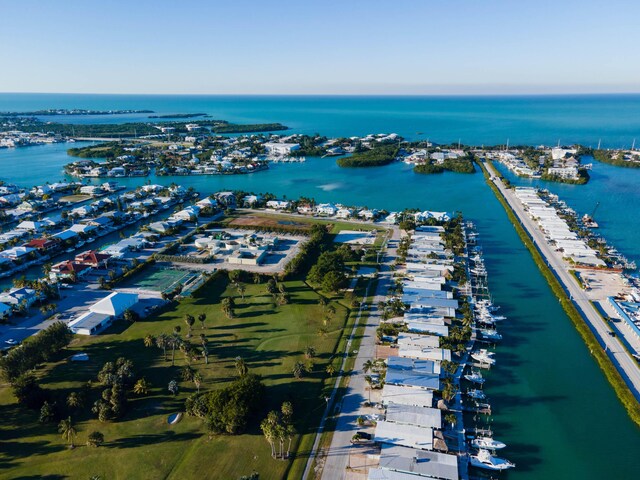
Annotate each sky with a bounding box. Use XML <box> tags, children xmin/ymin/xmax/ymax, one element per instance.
<box><xmin>1</xmin><ymin>0</ymin><xmax>639</xmax><ymax>95</ymax></box>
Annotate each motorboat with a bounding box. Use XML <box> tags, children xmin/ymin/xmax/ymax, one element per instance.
<box><xmin>471</xmin><ymin>436</ymin><xmax>507</xmax><ymax>450</ymax></box>
<box><xmin>470</xmin><ymin>449</ymin><xmax>515</xmax><ymax>471</ymax></box>
<box><xmin>479</xmin><ymin>329</ymin><xmax>502</xmax><ymax>341</ymax></box>
<box><xmin>464</xmin><ymin>370</ymin><xmax>485</xmax><ymax>385</ymax></box>
<box><xmin>467</xmin><ymin>389</ymin><xmax>486</xmax><ymax>400</ymax></box>
<box><xmin>471</xmin><ymin>349</ymin><xmax>496</xmax><ymax>365</ymax></box>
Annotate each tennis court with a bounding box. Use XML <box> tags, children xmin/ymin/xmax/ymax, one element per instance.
<box><xmin>121</xmin><ymin>265</ymin><xmax>199</xmax><ymax>293</ymax></box>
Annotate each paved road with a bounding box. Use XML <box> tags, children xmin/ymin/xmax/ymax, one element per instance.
<box><xmin>313</xmin><ymin>228</ymin><xmax>401</xmax><ymax>480</ymax></box>
<box><xmin>486</xmin><ymin>162</ymin><xmax>640</xmax><ymax>401</ymax></box>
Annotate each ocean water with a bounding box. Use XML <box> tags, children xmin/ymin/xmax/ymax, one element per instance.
<box><xmin>1</xmin><ymin>93</ymin><xmax>640</xmax><ymax>146</ymax></box>
<box><xmin>1</xmin><ymin>94</ymin><xmax>640</xmax><ymax>478</ymax></box>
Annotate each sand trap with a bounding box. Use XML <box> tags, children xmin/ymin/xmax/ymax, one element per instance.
<box><xmin>167</xmin><ymin>413</ymin><xmax>182</xmax><ymax>425</ymax></box>
<box><xmin>334</xmin><ymin>230</ymin><xmax>375</xmax><ymax>245</ymax></box>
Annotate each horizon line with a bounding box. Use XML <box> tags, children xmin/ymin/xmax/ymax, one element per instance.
<box><xmin>2</xmin><ymin>91</ymin><xmax>640</xmax><ymax>98</ymax></box>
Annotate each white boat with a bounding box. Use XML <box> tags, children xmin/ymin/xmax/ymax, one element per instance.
<box><xmin>76</xmin><ymin>241</ymin><xmax>85</xmax><ymax>248</ymax></box>
<box><xmin>86</xmin><ymin>237</ymin><xmax>95</xmax><ymax>243</ymax></box>
<box><xmin>470</xmin><ymin>449</ymin><xmax>515</xmax><ymax>471</ymax></box>
<box><xmin>471</xmin><ymin>349</ymin><xmax>496</xmax><ymax>365</ymax></box>
<box><xmin>479</xmin><ymin>329</ymin><xmax>502</xmax><ymax>341</ymax></box>
<box><xmin>464</xmin><ymin>370</ymin><xmax>485</xmax><ymax>385</ymax></box>
<box><xmin>467</xmin><ymin>389</ymin><xmax>486</xmax><ymax>400</ymax></box>
<box><xmin>471</xmin><ymin>436</ymin><xmax>507</xmax><ymax>450</ymax></box>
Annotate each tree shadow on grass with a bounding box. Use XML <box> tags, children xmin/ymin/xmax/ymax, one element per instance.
<box><xmin>106</xmin><ymin>431</ymin><xmax>200</xmax><ymax>449</ymax></box>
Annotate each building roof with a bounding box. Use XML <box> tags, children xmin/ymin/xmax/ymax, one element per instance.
<box><xmin>382</xmin><ymin>385</ymin><xmax>433</xmax><ymax>408</ymax></box>
<box><xmin>374</xmin><ymin>421</ymin><xmax>433</xmax><ymax>450</ymax></box>
<box><xmin>90</xmin><ymin>292</ymin><xmax>138</xmax><ymax>316</ymax></box>
<box><xmin>385</xmin><ymin>403</ymin><xmax>442</xmax><ymax>429</ymax></box>
<box><xmin>376</xmin><ymin>444</ymin><xmax>458</xmax><ymax>480</ymax></box>
<box><xmin>385</xmin><ymin>369</ymin><xmax>440</xmax><ymax>390</ymax></box>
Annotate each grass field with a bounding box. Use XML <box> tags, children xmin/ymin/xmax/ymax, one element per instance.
<box><xmin>0</xmin><ymin>275</ymin><xmax>355</xmax><ymax>480</ymax></box>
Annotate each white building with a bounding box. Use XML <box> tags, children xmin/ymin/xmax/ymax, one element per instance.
<box><xmin>69</xmin><ymin>292</ymin><xmax>138</xmax><ymax>335</ymax></box>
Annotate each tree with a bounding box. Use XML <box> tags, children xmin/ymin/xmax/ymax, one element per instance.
<box><xmin>260</xmin><ymin>415</ymin><xmax>277</xmax><ymax>458</ymax></box>
<box><xmin>181</xmin><ymin>365</ymin><xmax>195</xmax><ymax>382</ymax></box>
<box><xmin>222</xmin><ymin>297</ymin><xmax>235</xmax><ymax>319</ymax></box>
<box><xmin>184</xmin><ymin>314</ymin><xmax>195</xmax><ymax>338</ymax></box>
<box><xmin>193</xmin><ymin>371</ymin><xmax>203</xmax><ymax>393</ymax></box>
<box><xmin>266</xmin><ymin>278</ymin><xmax>277</xmax><ymax>295</ymax></box>
<box><xmin>322</xmin><ymin>270</ymin><xmax>345</xmax><ymax>293</ymax></box>
<box><xmin>292</xmin><ymin>361</ymin><xmax>307</xmax><ymax>379</ymax></box>
<box><xmin>235</xmin><ymin>356</ymin><xmax>248</xmax><ymax>377</ymax></box>
<box><xmin>318</xmin><ymin>297</ymin><xmax>327</xmax><ymax>310</ymax></box>
<box><xmin>67</xmin><ymin>392</ymin><xmax>83</xmax><ymax>410</ymax></box>
<box><xmin>168</xmin><ymin>380</ymin><xmax>179</xmax><ymax>396</ymax></box>
<box><xmin>444</xmin><ymin>413</ymin><xmax>457</xmax><ymax>428</ymax></box>
<box><xmin>325</xmin><ymin>364</ymin><xmax>336</xmax><ymax>376</ymax></box>
<box><xmin>39</xmin><ymin>401</ymin><xmax>56</xmax><ymax>424</ymax></box>
<box><xmin>170</xmin><ymin>332</ymin><xmax>182</xmax><ymax>366</ymax></box>
<box><xmin>144</xmin><ymin>334</ymin><xmax>155</xmax><ymax>348</ymax></box>
<box><xmin>253</xmin><ymin>273</ymin><xmax>261</xmax><ymax>284</ymax></box>
<box><xmin>237</xmin><ymin>283</ymin><xmax>246</xmax><ymax>300</ymax></box>
<box><xmin>123</xmin><ymin>309</ymin><xmax>138</xmax><ymax>323</ymax></box>
<box><xmin>87</xmin><ymin>430</ymin><xmax>105</xmax><ymax>447</ymax></box>
<box><xmin>304</xmin><ymin>346</ymin><xmax>316</xmax><ymax>359</ymax></box>
<box><xmin>133</xmin><ymin>378</ymin><xmax>149</xmax><ymax>396</ymax></box>
<box><xmin>58</xmin><ymin>416</ymin><xmax>77</xmax><ymax>448</ymax></box>
<box><xmin>198</xmin><ymin>313</ymin><xmax>207</xmax><ymax>330</ymax></box>
<box><xmin>156</xmin><ymin>334</ymin><xmax>169</xmax><ymax>361</ymax></box>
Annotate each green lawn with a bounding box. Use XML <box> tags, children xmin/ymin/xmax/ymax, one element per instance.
<box><xmin>0</xmin><ymin>275</ymin><xmax>353</xmax><ymax>480</ymax></box>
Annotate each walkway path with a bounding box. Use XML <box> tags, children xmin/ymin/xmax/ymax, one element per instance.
<box><xmin>303</xmin><ymin>228</ymin><xmax>400</xmax><ymax>480</ymax></box>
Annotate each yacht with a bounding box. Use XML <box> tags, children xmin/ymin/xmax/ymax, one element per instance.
<box><xmin>470</xmin><ymin>449</ymin><xmax>515</xmax><ymax>471</ymax></box>
<box><xmin>471</xmin><ymin>436</ymin><xmax>507</xmax><ymax>450</ymax></box>
<box><xmin>467</xmin><ymin>389</ymin><xmax>486</xmax><ymax>400</ymax></box>
<box><xmin>464</xmin><ymin>370</ymin><xmax>485</xmax><ymax>385</ymax></box>
<box><xmin>471</xmin><ymin>349</ymin><xmax>496</xmax><ymax>365</ymax></box>
<box><xmin>479</xmin><ymin>329</ymin><xmax>502</xmax><ymax>341</ymax></box>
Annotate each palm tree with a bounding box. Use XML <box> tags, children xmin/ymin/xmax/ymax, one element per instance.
<box><xmin>253</xmin><ymin>272</ymin><xmax>261</xmax><ymax>284</ymax></box>
<box><xmin>444</xmin><ymin>413</ymin><xmax>457</xmax><ymax>428</ymax></box>
<box><xmin>362</xmin><ymin>359</ymin><xmax>374</xmax><ymax>374</ymax></box>
<box><xmin>193</xmin><ymin>371</ymin><xmax>203</xmax><ymax>393</ymax></box>
<box><xmin>87</xmin><ymin>430</ymin><xmax>104</xmax><ymax>448</ymax></box>
<box><xmin>184</xmin><ymin>314</ymin><xmax>195</xmax><ymax>338</ymax></box>
<box><xmin>234</xmin><ymin>356</ymin><xmax>248</xmax><ymax>377</ymax></box>
<box><xmin>281</xmin><ymin>401</ymin><xmax>293</xmax><ymax>424</ymax></box>
<box><xmin>221</xmin><ymin>297</ymin><xmax>234</xmax><ymax>319</ymax></box>
<box><xmin>156</xmin><ymin>334</ymin><xmax>169</xmax><ymax>361</ymax></box>
<box><xmin>67</xmin><ymin>392</ymin><xmax>82</xmax><ymax>410</ymax></box>
<box><xmin>285</xmin><ymin>423</ymin><xmax>296</xmax><ymax>458</ymax></box>
<box><xmin>292</xmin><ymin>361</ymin><xmax>306</xmax><ymax>379</ymax></box>
<box><xmin>58</xmin><ymin>416</ymin><xmax>77</xmax><ymax>448</ymax></box>
<box><xmin>201</xmin><ymin>344</ymin><xmax>209</xmax><ymax>365</ymax></box>
<box><xmin>170</xmin><ymin>333</ymin><xmax>182</xmax><ymax>366</ymax></box>
<box><xmin>198</xmin><ymin>313</ymin><xmax>206</xmax><ymax>330</ymax></box>
<box><xmin>304</xmin><ymin>346</ymin><xmax>316</xmax><ymax>359</ymax></box>
<box><xmin>144</xmin><ymin>334</ymin><xmax>155</xmax><ymax>348</ymax></box>
<box><xmin>237</xmin><ymin>283</ymin><xmax>246</xmax><ymax>300</ymax></box>
<box><xmin>325</xmin><ymin>364</ymin><xmax>336</xmax><ymax>376</ymax></box>
<box><xmin>133</xmin><ymin>378</ymin><xmax>149</xmax><ymax>395</ymax></box>
<box><xmin>180</xmin><ymin>342</ymin><xmax>194</xmax><ymax>365</ymax></box>
<box><xmin>260</xmin><ymin>417</ymin><xmax>276</xmax><ymax>458</ymax></box>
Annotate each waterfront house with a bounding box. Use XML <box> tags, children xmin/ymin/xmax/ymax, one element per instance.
<box><xmin>75</xmin><ymin>250</ymin><xmax>111</xmax><ymax>268</ymax></box>
<box><xmin>0</xmin><ymin>287</ymin><xmax>38</xmax><ymax>309</ymax></box>
<box><xmin>370</xmin><ymin>444</ymin><xmax>458</xmax><ymax>480</ymax></box>
<box><xmin>0</xmin><ymin>246</ymin><xmax>36</xmax><ymax>261</ymax></box>
<box><xmin>266</xmin><ymin>200</ymin><xmax>290</xmax><ymax>210</ymax></box>
<box><xmin>374</xmin><ymin>421</ymin><xmax>433</xmax><ymax>451</ymax></box>
<box><xmin>80</xmin><ymin>185</ymin><xmax>102</xmax><ymax>196</ymax></box>
<box><xmin>50</xmin><ymin>260</ymin><xmax>92</xmax><ymax>281</ymax></box>
<box><xmin>381</xmin><ymin>384</ymin><xmax>433</xmax><ymax>408</ymax></box>
<box><xmin>315</xmin><ymin>203</ymin><xmax>338</xmax><ymax>216</ymax></box>
<box><xmin>24</xmin><ymin>238</ymin><xmax>61</xmax><ymax>253</ymax></box>
<box><xmin>264</xmin><ymin>142</ymin><xmax>300</xmax><ymax>156</ymax></box>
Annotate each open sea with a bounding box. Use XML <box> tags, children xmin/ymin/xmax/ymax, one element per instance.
<box><xmin>1</xmin><ymin>93</ymin><xmax>640</xmax><ymax>479</ymax></box>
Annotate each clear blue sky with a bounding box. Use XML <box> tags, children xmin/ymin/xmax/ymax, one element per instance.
<box><xmin>1</xmin><ymin>0</ymin><xmax>639</xmax><ymax>95</ymax></box>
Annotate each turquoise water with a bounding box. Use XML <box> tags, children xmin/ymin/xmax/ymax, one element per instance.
<box><xmin>1</xmin><ymin>95</ymin><xmax>640</xmax><ymax>478</ymax></box>
<box><xmin>2</xmin><ymin>93</ymin><xmax>640</xmax><ymax>146</ymax></box>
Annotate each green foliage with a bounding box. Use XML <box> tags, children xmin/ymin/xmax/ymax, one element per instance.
<box><xmin>0</xmin><ymin>321</ymin><xmax>73</xmax><ymax>382</ymax></box>
<box><xmin>593</xmin><ymin>149</ymin><xmax>640</xmax><ymax>168</ymax></box>
<box><xmin>337</xmin><ymin>144</ymin><xmax>399</xmax><ymax>167</ymax></box>
<box><xmin>186</xmin><ymin>374</ymin><xmax>265</xmax><ymax>435</ymax></box>
<box><xmin>414</xmin><ymin>154</ymin><xmax>476</xmax><ymax>175</ymax></box>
